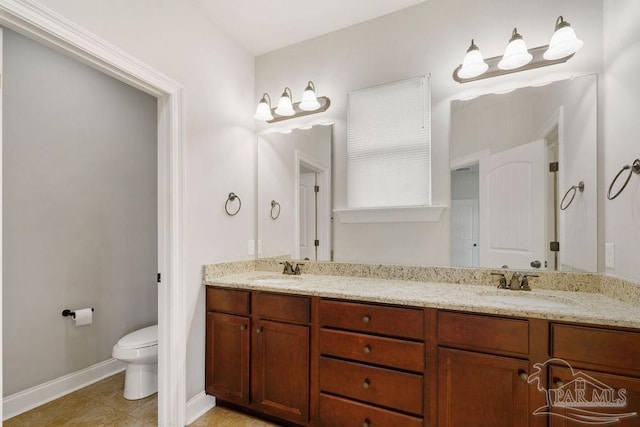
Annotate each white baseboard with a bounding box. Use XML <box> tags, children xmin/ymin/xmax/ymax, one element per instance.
<box><xmin>185</xmin><ymin>392</ymin><xmax>216</xmax><ymax>425</ymax></box>
<box><xmin>3</xmin><ymin>358</ymin><xmax>126</xmax><ymax>420</ymax></box>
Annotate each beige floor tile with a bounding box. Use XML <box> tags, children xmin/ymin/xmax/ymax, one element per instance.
<box><xmin>189</xmin><ymin>406</ymin><xmax>281</xmax><ymax>427</ymax></box>
<box><xmin>2</xmin><ymin>417</ymin><xmax>28</xmax><ymax>427</ymax></box>
<box><xmin>128</xmin><ymin>395</ymin><xmax>158</xmax><ymax>425</ymax></box>
<box><xmin>15</xmin><ymin>393</ymin><xmax>96</xmax><ymax>426</ymax></box>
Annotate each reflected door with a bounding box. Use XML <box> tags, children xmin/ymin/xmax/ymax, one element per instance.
<box><xmin>451</xmin><ymin>199</ymin><xmax>479</xmax><ymax>267</ymax></box>
<box><xmin>479</xmin><ymin>139</ymin><xmax>546</xmax><ymax>269</ymax></box>
<box><xmin>299</xmin><ymin>172</ymin><xmax>317</xmax><ymax>260</ymax></box>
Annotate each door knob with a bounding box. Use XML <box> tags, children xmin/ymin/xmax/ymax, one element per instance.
<box><xmin>530</xmin><ymin>260</ymin><xmax>542</xmax><ymax>268</ymax></box>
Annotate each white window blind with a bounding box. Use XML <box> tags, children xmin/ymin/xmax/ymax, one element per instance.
<box><xmin>347</xmin><ymin>76</ymin><xmax>431</xmax><ymax>209</ymax></box>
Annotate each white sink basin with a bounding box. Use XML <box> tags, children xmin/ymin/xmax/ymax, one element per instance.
<box><xmin>475</xmin><ymin>290</ymin><xmax>574</xmax><ymax>309</ymax></box>
<box><xmin>252</xmin><ymin>276</ymin><xmax>300</xmax><ymax>285</ymax></box>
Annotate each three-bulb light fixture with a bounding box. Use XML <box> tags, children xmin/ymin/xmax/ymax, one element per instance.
<box><xmin>453</xmin><ymin>16</ymin><xmax>583</xmax><ymax>83</ymax></box>
<box><xmin>254</xmin><ymin>81</ymin><xmax>331</xmax><ymax>123</ymax></box>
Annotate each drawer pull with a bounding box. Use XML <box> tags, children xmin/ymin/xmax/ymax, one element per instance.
<box><xmin>518</xmin><ymin>370</ymin><xmax>528</xmax><ymax>382</ymax></box>
<box><xmin>363</xmin><ymin>419</ymin><xmax>371</xmax><ymax>427</ymax></box>
<box><xmin>554</xmin><ymin>379</ymin><xmax>565</xmax><ymax>388</ymax></box>
<box><xmin>362</xmin><ymin>315</ymin><xmax>371</xmax><ymax>324</ymax></box>
<box><xmin>256</xmin><ymin>327</ymin><xmax>263</xmax><ymax>333</ymax></box>
<box><xmin>240</xmin><ymin>325</ymin><xmax>246</xmax><ymax>331</ymax></box>
<box><xmin>363</xmin><ymin>345</ymin><xmax>372</xmax><ymax>354</ymax></box>
<box><xmin>362</xmin><ymin>378</ymin><xmax>371</xmax><ymax>389</ymax></box>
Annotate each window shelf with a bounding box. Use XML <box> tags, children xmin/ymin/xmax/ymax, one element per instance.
<box><xmin>333</xmin><ymin>205</ymin><xmax>447</xmax><ymax>224</ymax></box>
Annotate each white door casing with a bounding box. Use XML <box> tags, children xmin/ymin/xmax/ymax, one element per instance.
<box><xmin>451</xmin><ymin>199</ymin><xmax>479</xmax><ymax>268</ymax></box>
<box><xmin>479</xmin><ymin>140</ymin><xmax>546</xmax><ymax>270</ymax></box>
<box><xmin>0</xmin><ymin>1</ymin><xmax>185</xmax><ymax>425</ymax></box>
<box><xmin>299</xmin><ymin>172</ymin><xmax>316</xmax><ymax>260</ymax></box>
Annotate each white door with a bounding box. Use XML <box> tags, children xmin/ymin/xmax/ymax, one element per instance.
<box><xmin>451</xmin><ymin>199</ymin><xmax>479</xmax><ymax>267</ymax></box>
<box><xmin>479</xmin><ymin>140</ymin><xmax>546</xmax><ymax>269</ymax></box>
<box><xmin>299</xmin><ymin>172</ymin><xmax>316</xmax><ymax>260</ymax></box>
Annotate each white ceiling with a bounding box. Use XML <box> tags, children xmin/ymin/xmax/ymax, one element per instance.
<box><xmin>190</xmin><ymin>0</ymin><xmax>427</xmax><ymax>56</ymax></box>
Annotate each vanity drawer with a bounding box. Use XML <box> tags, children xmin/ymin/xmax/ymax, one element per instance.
<box><xmin>438</xmin><ymin>311</ymin><xmax>529</xmax><ymax>356</ymax></box>
<box><xmin>551</xmin><ymin>324</ymin><xmax>640</xmax><ymax>373</ymax></box>
<box><xmin>319</xmin><ymin>328</ymin><xmax>424</xmax><ymax>372</ymax></box>
<box><xmin>254</xmin><ymin>292</ymin><xmax>310</xmax><ymax>324</ymax></box>
<box><xmin>319</xmin><ymin>300</ymin><xmax>424</xmax><ymax>340</ymax></box>
<box><xmin>318</xmin><ymin>393</ymin><xmax>423</xmax><ymax>427</ymax></box>
<box><xmin>319</xmin><ymin>357</ymin><xmax>423</xmax><ymax>415</ymax></box>
<box><xmin>206</xmin><ymin>288</ymin><xmax>250</xmax><ymax>315</ymax></box>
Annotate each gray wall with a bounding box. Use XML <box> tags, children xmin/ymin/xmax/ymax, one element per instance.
<box><xmin>3</xmin><ymin>28</ymin><xmax>158</xmax><ymax>395</ymax></box>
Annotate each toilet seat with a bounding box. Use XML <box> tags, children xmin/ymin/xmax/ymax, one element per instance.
<box><xmin>117</xmin><ymin>325</ymin><xmax>157</xmax><ymax>349</ymax></box>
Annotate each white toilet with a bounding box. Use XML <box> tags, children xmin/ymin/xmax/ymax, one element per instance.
<box><xmin>112</xmin><ymin>324</ymin><xmax>158</xmax><ymax>400</ymax></box>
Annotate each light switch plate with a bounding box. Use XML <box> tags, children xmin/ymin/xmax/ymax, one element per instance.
<box><xmin>248</xmin><ymin>240</ymin><xmax>255</xmax><ymax>256</ymax></box>
<box><xmin>257</xmin><ymin>240</ymin><xmax>263</xmax><ymax>255</ymax></box>
<box><xmin>605</xmin><ymin>243</ymin><xmax>615</xmax><ymax>269</ymax></box>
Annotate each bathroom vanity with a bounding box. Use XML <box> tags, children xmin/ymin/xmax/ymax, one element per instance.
<box><xmin>204</xmin><ymin>266</ymin><xmax>640</xmax><ymax>427</ymax></box>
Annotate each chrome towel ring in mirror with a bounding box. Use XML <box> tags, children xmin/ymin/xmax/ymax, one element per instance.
<box><xmin>225</xmin><ymin>192</ymin><xmax>241</xmax><ymax>216</ymax></box>
<box><xmin>608</xmin><ymin>159</ymin><xmax>640</xmax><ymax>200</ymax></box>
<box><xmin>560</xmin><ymin>181</ymin><xmax>584</xmax><ymax>210</ymax></box>
<box><xmin>270</xmin><ymin>200</ymin><xmax>281</xmax><ymax>219</ymax></box>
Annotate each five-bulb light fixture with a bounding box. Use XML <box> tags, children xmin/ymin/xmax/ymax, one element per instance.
<box><xmin>453</xmin><ymin>16</ymin><xmax>583</xmax><ymax>83</ymax></box>
<box><xmin>254</xmin><ymin>81</ymin><xmax>331</xmax><ymax>123</ymax></box>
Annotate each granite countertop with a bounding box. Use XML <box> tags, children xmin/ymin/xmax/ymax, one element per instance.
<box><xmin>204</xmin><ymin>271</ymin><xmax>640</xmax><ymax>329</ymax></box>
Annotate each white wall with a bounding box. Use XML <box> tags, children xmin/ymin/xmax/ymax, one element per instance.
<box><xmin>30</xmin><ymin>0</ymin><xmax>256</xmax><ymax>400</ymax></box>
<box><xmin>3</xmin><ymin>29</ymin><xmax>157</xmax><ymax>395</ymax></box>
<box><xmin>256</xmin><ymin>0</ymin><xmax>604</xmax><ymax>266</ymax></box>
<box><xmin>603</xmin><ymin>0</ymin><xmax>640</xmax><ymax>283</ymax></box>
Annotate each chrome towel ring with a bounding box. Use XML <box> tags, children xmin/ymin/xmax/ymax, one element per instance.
<box><xmin>560</xmin><ymin>181</ymin><xmax>584</xmax><ymax>210</ymax></box>
<box><xmin>608</xmin><ymin>159</ymin><xmax>640</xmax><ymax>200</ymax></box>
<box><xmin>270</xmin><ymin>200</ymin><xmax>281</xmax><ymax>219</ymax></box>
<box><xmin>225</xmin><ymin>192</ymin><xmax>241</xmax><ymax>216</ymax></box>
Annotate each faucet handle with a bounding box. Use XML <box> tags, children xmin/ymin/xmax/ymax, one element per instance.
<box><xmin>279</xmin><ymin>261</ymin><xmax>294</xmax><ymax>274</ymax></box>
<box><xmin>294</xmin><ymin>263</ymin><xmax>305</xmax><ymax>275</ymax></box>
<box><xmin>491</xmin><ymin>272</ymin><xmax>508</xmax><ymax>289</ymax></box>
<box><xmin>520</xmin><ymin>274</ymin><xmax>538</xmax><ymax>291</ymax></box>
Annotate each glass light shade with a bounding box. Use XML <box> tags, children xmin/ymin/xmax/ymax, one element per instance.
<box><xmin>299</xmin><ymin>85</ymin><xmax>321</xmax><ymax>111</ymax></box>
<box><xmin>544</xmin><ymin>25</ymin><xmax>583</xmax><ymax>60</ymax></box>
<box><xmin>253</xmin><ymin>97</ymin><xmax>273</xmax><ymax>121</ymax></box>
<box><xmin>457</xmin><ymin>41</ymin><xmax>489</xmax><ymax>79</ymax></box>
<box><xmin>275</xmin><ymin>87</ymin><xmax>295</xmax><ymax>116</ymax></box>
<box><xmin>498</xmin><ymin>30</ymin><xmax>532</xmax><ymax>70</ymax></box>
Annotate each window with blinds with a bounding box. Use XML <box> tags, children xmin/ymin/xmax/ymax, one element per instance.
<box><xmin>347</xmin><ymin>76</ymin><xmax>431</xmax><ymax>209</ymax></box>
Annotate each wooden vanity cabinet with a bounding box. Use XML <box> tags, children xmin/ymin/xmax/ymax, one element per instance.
<box><xmin>547</xmin><ymin>323</ymin><xmax>640</xmax><ymax>427</ymax></box>
<box><xmin>436</xmin><ymin>311</ymin><xmax>534</xmax><ymax>427</ymax></box>
<box><xmin>205</xmin><ymin>287</ymin><xmax>312</xmax><ymax>426</ymax></box>
<box><xmin>317</xmin><ymin>299</ymin><xmax>425</xmax><ymax>427</ymax></box>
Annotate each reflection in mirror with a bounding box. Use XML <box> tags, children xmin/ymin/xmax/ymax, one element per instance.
<box><xmin>450</xmin><ymin>75</ymin><xmax>597</xmax><ymax>272</ymax></box>
<box><xmin>257</xmin><ymin>125</ymin><xmax>332</xmax><ymax>261</ymax></box>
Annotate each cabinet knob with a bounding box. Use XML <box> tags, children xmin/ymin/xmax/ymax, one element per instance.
<box><xmin>240</xmin><ymin>325</ymin><xmax>246</xmax><ymax>331</ymax></box>
<box><xmin>362</xmin><ymin>378</ymin><xmax>371</xmax><ymax>389</ymax></box>
<box><xmin>554</xmin><ymin>379</ymin><xmax>565</xmax><ymax>387</ymax></box>
<box><xmin>518</xmin><ymin>371</ymin><xmax>529</xmax><ymax>382</ymax></box>
<box><xmin>363</xmin><ymin>345</ymin><xmax>372</xmax><ymax>354</ymax></box>
<box><xmin>256</xmin><ymin>327</ymin><xmax>263</xmax><ymax>333</ymax></box>
<box><xmin>363</xmin><ymin>419</ymin><xmax>371</xmax><ymax>427</ymax></box>
<box><xmin>362</xmin><ymin>315</ymin><xmax>371</xmax><ymax>324</ymax></box>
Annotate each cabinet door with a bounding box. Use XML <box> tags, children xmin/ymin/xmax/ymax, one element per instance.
<box><xmin>438</xmin><ymin>347</ymin><xmax>530</xmax><ymax>427</ymax></box>
<box><xmin>254</xmin><ymin>319</ymin><xmax>310</xmax><ymax>424</ymax></box>
<box><xmin>205</xmin><ymin>312</ymin><xmax>250</xmax><ymax>405</ymax></box>
<box><xmin>549</xmin><ymin>366</ymin><xmax>640</xmax><ymax>427</ymax></box>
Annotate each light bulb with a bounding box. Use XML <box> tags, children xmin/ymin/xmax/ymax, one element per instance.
<box><xmin>274</xmin><ymin>87</ymin><xmax>295</xmax><ymax>116</ymax></box>
<box><xmin>457</xmin><ymin>39</ymin><xmax>489</xmax><ymax>79</ymax></box>
<box><xmin>498</xmin><ymin>28</ymin><xmax>533</xmax><ymax>70</ymax></box>
<box><xmin>544</xmin><ymin>16</ymin><xmax>583</xmax><ymax>60</ymax></box>
<box><xmin>253</xmin><ymin>93</ymin><xmax>273</xmax><ymax>121</ymax></box>
<box><xmin>299</xmin><ymin>81</ymin><xmax>321</xmax><ymax>111</ymax></box>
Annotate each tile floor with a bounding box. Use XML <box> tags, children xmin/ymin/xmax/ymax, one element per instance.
<box><xmin>4</xmin><ymin>372</ymin><xmax>278</xmax><ymax>426</ymax></box>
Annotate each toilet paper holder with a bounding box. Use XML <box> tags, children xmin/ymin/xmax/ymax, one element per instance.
<box><xmin>62</xmin><ymin>308</ymin><xmax>94</xmax><ymax>319</ymax></box>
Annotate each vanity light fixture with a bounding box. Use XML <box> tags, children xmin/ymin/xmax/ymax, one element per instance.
<box><xmin>254</xmin><ymin>80</ymin><xmax>331</xmax><ymax>123</ymax></box>
<box><xmin>453</xmin><ymin>16</ymin><xmax>582</xmax><ymax>83</ymax></box>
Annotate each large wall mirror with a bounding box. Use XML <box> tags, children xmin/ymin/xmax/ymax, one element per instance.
<box><xmin>257</xmin><ymin>125</ymin><xmax>333</xmax><ymax>261</ymax></box>
<box><xmin>450</xmin><ymin>74</ymin><xmax>597</xmax><ymax>272</ymax></box>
